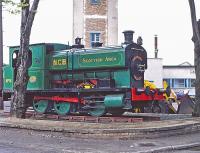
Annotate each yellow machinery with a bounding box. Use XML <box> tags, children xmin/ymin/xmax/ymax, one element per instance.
<box><xmin>163</xmin><ymin>81</ymin><xmax>194</xmax><ymax>114</ymax></box>
<box><xmin>144</xmin><ymin>80</ymin><xmax>194</xmax><ymax>114</ymax></box>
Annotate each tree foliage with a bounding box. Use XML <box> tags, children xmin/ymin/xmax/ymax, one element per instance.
<box><xmin>1</xmin><ymin>0</ymin><xmax>23</xmax><ymax>14</ymax></box>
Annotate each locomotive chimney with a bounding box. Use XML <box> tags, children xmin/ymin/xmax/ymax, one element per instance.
<box><xmin>123</xmin><ymin>30</ymin><xmax>134</xmax><ymax>44</ymax></box>
<box><xmin>154</xmin><ymin>35</ymin><xmax>158</xmax><ymax>58</ymax></box>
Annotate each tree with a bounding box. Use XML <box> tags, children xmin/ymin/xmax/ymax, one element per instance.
<box><xmin>188</xmin><ymin>0</ymin><xmax>200</xmax><ymax>116</ymax></box>
<box><xmin>6</xmin><ymin>0</ymin><xmax>40</xmax><ymax>118</ymax></box>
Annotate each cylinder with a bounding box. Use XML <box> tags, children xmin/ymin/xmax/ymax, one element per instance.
<box><xmin>104</xmin><ymin>94</ymin><xmax>124</xmax><ymax>108</ymax></box>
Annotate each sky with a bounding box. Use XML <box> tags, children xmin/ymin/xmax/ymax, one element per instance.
<box><xmin>3</xmin><ymin>0</ymin><xmax>200</xmax><ymax>65</ymax></box>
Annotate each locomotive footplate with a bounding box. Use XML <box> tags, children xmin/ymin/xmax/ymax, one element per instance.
<box><xmin>27</xmin><ymin>88</ymin><xmax>130</xmax><ymax>94</ymax></box>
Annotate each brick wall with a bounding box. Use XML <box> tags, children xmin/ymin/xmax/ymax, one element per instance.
<box><xmin>85</xmin><ymin>18</ymin><xmax>106</xmax><ymax>47</ymax></box>
<box><xmin>85</xmin><ymin>0</ymin><xmax>107</xmax><ymax>15</ymax></box>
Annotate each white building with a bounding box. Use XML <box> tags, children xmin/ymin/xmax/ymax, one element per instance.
<box><xmin>163</xmin><ymin>62</ymin><xmax>195</xmax><ymax>96</ymax></box>
<box><xmin>145</xmin><ymin>59</ymin><xmax>195</xmax><ymax>96</ymax></box>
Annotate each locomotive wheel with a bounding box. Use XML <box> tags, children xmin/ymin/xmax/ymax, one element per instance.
<box><xmin>54</xmin><ymin>102</ymin><xmax>71</xmax><ymax>115</ymax></box>
<box><xmin>151</xmin><ymin>101</ymin><xmax>161</xmax><ymax>113</ymax></box>
<box><xmin>33</xmin><ymin>100</ymin><xmax>49</xmax><ymax>113</ymax></box>
<box><xmin>151</xmin><ymin>104</ymin><xmax>161</xmax><ymax>113</ymax></box>
<box><xmin>151</xmin><ymin>101</ymin><xmax>169</xmax><ymax>113</ymax></box>
<box><xmin>108</xmin><ymin>108</ymin><xmax>125</xmax><ymax>116</ymax></box>
<box><xmin>89</xmin><ymin>103</ymin><xmax>106</xmax><ymax>117</ymax></box>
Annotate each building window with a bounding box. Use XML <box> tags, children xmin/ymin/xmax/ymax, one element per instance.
<box><xmin>12</xmin><ymin>50</ymin><xmax>19</xmax><ymax>68</ymax></box>
<box><xmin>90</xmin><ymin>33</ymin><xmax>100</xmax><ymax>47</ymax></box>
<box><xmin>173</xmin><ymin>79</ymin><xmax>185</xmax><ymax>88</ymax></box>
<box><xmin>90</xmin><ymin>0</ymin><xmax>101</xmax><ymax>4</ymax></box>
<box><xmin>188</xmin><ymin>79</ymin><xmax>195</xmax><ymax>87</ymax></box>
<box><xmin>163</xmin><ymin>78</ymin><xmax>196</xmax><ymax>88</ymax></box>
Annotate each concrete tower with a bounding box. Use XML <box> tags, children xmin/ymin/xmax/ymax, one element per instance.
<box><xmin>73</xmin><ymin>0</ymin><xmax>118</xmax><ymax>48</ymax></box>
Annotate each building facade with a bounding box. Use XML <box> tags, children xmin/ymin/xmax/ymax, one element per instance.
<box><xmin>145</xmin><ymin>59</ymin><xmax>195</xmax><ymax>96</ymax></box>
<box><xmin>163</xmin><ymin>62</ymin><xmax>195</xmax><ymax>96</ymax></box>
<box><xmin>73</xmin><ymin>0</ymin><xmax>118</xmax><ymax>48</ymax></box>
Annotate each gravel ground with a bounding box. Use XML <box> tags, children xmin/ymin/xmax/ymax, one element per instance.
<box><xmin>0</xmin><ymin>110</ymin><xmax>199</xmax><ymax>153</ymax></box>
<box><xmin>0</xmin><ymin>126</ymin><xmax>200</xmax><ymax>153</ymax></box>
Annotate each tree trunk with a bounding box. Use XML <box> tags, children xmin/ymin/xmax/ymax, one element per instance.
<box><xmin>188</xmin><ymin>0</ymin><xmax>200</xmax><ymax>116</ymax></box>
<box><xmin>193</xmin><ymin>38</ymin><xmax>200</xmax><ymax>116</ymax></box>
<box><xmin>10</xmin><ymin>0</ymin><xmax>40</xmax><ymax>118</ymax></box>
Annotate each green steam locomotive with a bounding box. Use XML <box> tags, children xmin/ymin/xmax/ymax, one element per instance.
<box><xmin>3</xmin><ymin>31</ymin><xmax>170</xmax><ymax>116</ymax></box>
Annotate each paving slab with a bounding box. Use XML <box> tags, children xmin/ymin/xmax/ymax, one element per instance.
<box><xmin>0</xmin><ymin>114</ymin><xmax>199</xmax><ymax>140</ymax></box>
